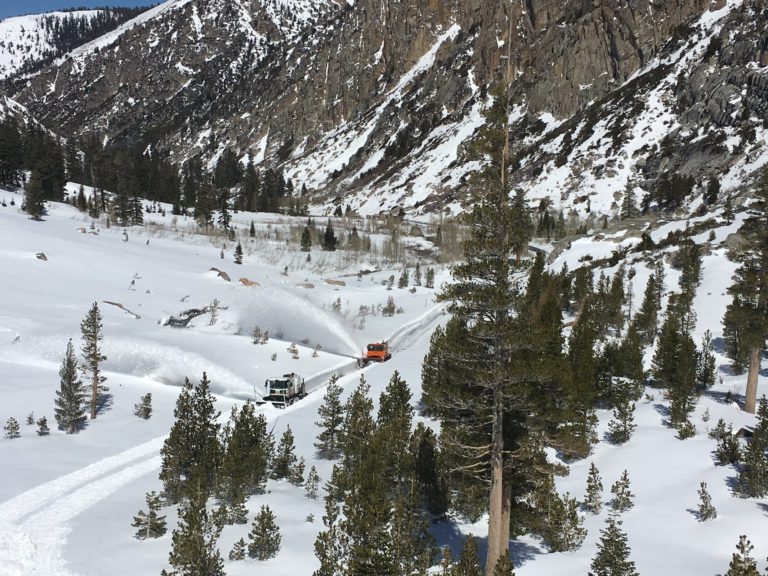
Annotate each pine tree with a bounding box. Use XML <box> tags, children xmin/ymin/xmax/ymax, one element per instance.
<box><xmin>249</xmin><ymin>220</ymin><xmax>256</xmax><ymax>238</ymax></box>
<box><xmin>725</xmin><ymin>535</ymin><xmax>760</xmax><ymax>576</ymax></box>
<box><xmin>248</xmin><ymin>505</ymin><xmax>281</xmax><ymax>560</ymax></box>
<box><xmin>217</xmin><ymin>402</ymin><xmax>272</xmax><ymax>502</ymax></box>
<box><xmin>634</xmin><ymin>273</ymin><xmax>660</xmax><ymax>344</ymax></box>
<box><xmin>737</xmin><ymin>397</ymin><xmax>768</xmax><ymax>498</ymax></box>
<box><xmin>313</xmin><ymin>466</ymin><xmax>348</xmax><ymax>576</ymax></box>
<box><xmin>234</xmin><ymin>241</ymin><xmax>243</xmax><ymax>264</ymax></box>
<box><xmin>323</xmin><ymin>219</ymin><xmax>337</xmax><ymax>251</ymax></box>
<box><xmin>704</xmin><ymin>176</ymin><xmax>720</xmax><ymax>205</ymax></box>
<box><xmin>410</xmin><ymin>423</ymin><xmax>449</xmax><ymax>517</ymax></box>
<box><xmin>165</xmin><ymin>491</ymin><xmax>224</xmax><ymax>576</ymax></box>
<box><xmin>622</xmin><ymin>182</ymin><xmax>636</xmax><ymax>219</ymax></box>
<box><xmin>301</xmin><ymin>226</ymin><xmax>312</xmax><ymax>252</ymax></box>
<box><xmin>697</xmin><ymin>330</ymin><xmax>717</xmax><ymax>390</ymax></box>
<box><xmin>289</xmin><ymin>456</ymin><xmax>305</xmax><ymax>486</ymax></box>
<box><xmin>723</xmin><ymin>169</ymin><xmax>768</xmax><ymax>413</ymax></box>
<box><xmin>4</xmin><ymin>417</ymin><xmax>20</xmax><ymax>439</ymax></box>
<box><xmin>159</xmin><ymin>374</ymin><xmax>221</xmax><ymax>503</ymax></box>
<box><xmin>398</xmin><ymin>268</ymin><xmax>410</xmax><ymax>288</ymax></box>
<box><xmin>217</xmin><ymin>189</ymin><xmax>231</xmax><ymax>229</ymax></box>
<box><xmin>589</xmin><ymin>515</ymin><xmax>639</xmax><ymax>576</ymax></box>
<box><xmin>314</xmin><ymin>375</ymin><xmax>344</xmax><ymax>459</ymax></box>
<box><xmin>132</xmin><ymin>491</ymin><xmax>167</xmax><ymax>539</ymax></box>
<box><xmin>608</xmin><ymin>393</ymin><xmax>636</xmax><ymax>445</ymax></box>
<box><xmin>546</xmin><ymin>492</ymin><xmax>587</xmax><ymax>552</ymax></box>
<box><xmin>272</xmin><ymin>425</ymin><xmax>297</xmax><ymax>480</ymax></box>
<box><xmin>305</xmin><ymin>465</ymin><xmax>321</xmax><ymax>499</ymax></box>
<box><xmin>229</xmin><ymin>538</ymin><xmax>246</xmax><ymax>561</ymax></box>
<box><xmin>583</xmin><ymin>463</ymin><xmax>603</xmax><ymax>514</ymax></box>
<box><xmin>610</xmin><ymin>471</ymin><xmax>634</xmax><ymax>513</ymax></box>
<box><xmin>697</xmin><ymin>482</ymin><xmax>716</xmax><ymax>521</ymax></box>
<box><xmin>414</xmin><ymin>262</ymin><xmax>422</xmax><ymax>286</ymax></box>
<box><xmin>715</xmin><ymin>422</ymin><xmax>741</xmax><ymax>466</ymax></box>
<box><xmin>36</xmin><ymin>416</ymin><xmax>50</xmax><ymax>436</ymax></box>
<box><xmin>54</xmin><ymin>339</ymin><xmax>87</xmax><ymax>434</ymax></box>
<box><xmin>425</xmin><ymin>267</ymin><xmax>435</xmax><ymax>289</ymax></box>
<box><xmin>24</xmin><ymin>166</ymin><xmax>46</xmax><ymax>220</ymax></box>
<box><xmin>134</xmin><ymin>393</ymin><xmax>152</xmax><ymax>419</ymax></box>
<box><xmin>491</xmin><ymin>551</ymin><xmax>515</xmax><ymax>576</ymax></box>
<box><xmin>454</xmin><ymin>535</ymin><xmax>482</xmax><ymax>576</ymax></box>
<box><xmin>228</xmin><ymin>497</ymin><xmax>248</xmax><ymax>525</ymax></box>
<box><xmin>80</xmin><ymin>302</ymin><xmax>106</xmax><ymax>420</ymax></box>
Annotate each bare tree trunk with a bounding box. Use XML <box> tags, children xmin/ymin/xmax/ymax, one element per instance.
<box><xmin>486</xmin><ymin>385</ymin><xmax>505</xmax><ymax>576</ymax></box>
<box><xmin>500</xmin><ymin>478</ymin><xmax>512</xmax><ymax>556</ymax></box>
<box><xmin>745</xmin><ymin>346</ymin><xmax>761</xmax><ymax>414</ymax></box>
<box><xmin>91</xmin><ymin>376</ymin><xmax>98</xmax><ymax>420</ymax></box>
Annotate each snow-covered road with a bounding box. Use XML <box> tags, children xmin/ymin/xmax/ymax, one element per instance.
<box><xmin>0</xmin><ymin>304</ymin><xmax>445</xmax><ymax>576</ymax></box>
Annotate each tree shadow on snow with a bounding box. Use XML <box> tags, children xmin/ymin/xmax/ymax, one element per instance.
<box><xmin>702</xmin><ymin>389</ymin><xmax>739</xmax><ymax>406</ymax></box>
<box><xmin>758</xmin><ymin>502</ymin><xmax>768</xmax><ymax>517</ymax></box>
<box><xmin>653</xmin><ymin>403</ymin><xmax>671</xmax><ymax>418</ymax></box>
<box><xmin>97</xmin><ymin>392</ymin><xmax>114</xmax><ymax>415</ymax></box>
<box><xmin>724</xmin><ymin>475</ymin><xmax>741</xmax><ymax>496</ymax></box>
<box><xmin>712</xmin><ymin>337</ymin><xmax>729</xmax><ymax>355</ymax></box>
<box><xmin>429</xmin><ymin>521</ymin><xmax>541</xmax><ymax>569</ymax></box>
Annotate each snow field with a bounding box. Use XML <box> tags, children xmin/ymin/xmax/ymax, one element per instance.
<box><xmin>0</xmin><ymin>187</ymin><xmax>446</xmax><ymax>575</ymax></box>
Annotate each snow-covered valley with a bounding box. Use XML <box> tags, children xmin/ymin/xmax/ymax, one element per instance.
<box><xmin>0</xmin><ymin>186</ymin><xmax>766</xmax><ymax>576</ymax></box>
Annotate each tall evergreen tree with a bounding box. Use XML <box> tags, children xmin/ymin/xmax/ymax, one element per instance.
<box><xmin>301</xmin><ymin>226</ymin><xmax>312</xmax><ymax>252</ymax></box>
<box><xmin>314</xmin><ymin>375</ymin><xmax>345</xmax><ymax>459</ymax></box>
<box><xmin>54</xmin><ymin>339</ymin><xmax>87</xmax><ymax>434</ymax></box>
<box><xmin>634</xmin><ymin>273</ymin><xmax>660</xmax><ymax>344</ymax></box>
<box><xmin>159</xmin><ymin>374</ymin><xmax>221</xmax><ymax>503</ymax></box>
<box><xmin>722</xmin><ymin>169</ymin><xmax>768</xmax><ymax>413</ymax></box>
<box><xmin>80</xmin><ymin>302</ymin><xmax>106</xmax><ymax>420</ymax></box>
<box><xmin>583</xmin><ymin>462</ymin><xmax>603</xmax><ymax>514</ymax></box>
<box><xmin>164</xmin><ymin>491</ymin><xmax>224</xmax><ymax>576</ymax></box>
<box><xmin>272</xmin><ymin>425</ymin><xmax>298</xmax><ymax>480</ymax></box>
<box><xmin>217</xmin><ymin>402</ymin><xmax>272</xmax><ymax>504</ymax></box>
<box><xmin>323</xmin><ymin>219</ymin><xmax>337</xmax><ymax>251</ymax></box>
<box><xmin>737</xmin><ymin>397</ymin><xmax>768</xmax><ymax>497</ymax></box>
<box><xmin>313</xmin><ymin>466</ymin><xmax>349</xmax><ymax>576</ymax></box>
<box><xmin>425</xmin><ymin>82</ymin><xmax>562</xmax><ymax>573</ymax></box>
<box><xmin>234</xmin><ymin>241</ymin><xmax>243</xmax><ymax>265</ymax></box>
<box><xmin>24</xmin><ymin>166</ymin><xmax>46</xmax><ymax>220</ymax></box>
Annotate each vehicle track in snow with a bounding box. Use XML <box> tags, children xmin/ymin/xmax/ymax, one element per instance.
<box><xmin>0</xmin><ymin>304</ymin><xmax>445</xmax><ymax>576</ymax></box>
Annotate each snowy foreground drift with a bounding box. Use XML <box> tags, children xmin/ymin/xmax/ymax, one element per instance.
<box><xmin>0</xmin><ymin>189</ymin><xmax>766</xmax><ymax>575</ymax></box>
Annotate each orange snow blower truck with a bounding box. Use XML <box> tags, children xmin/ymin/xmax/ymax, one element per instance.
<box><xmin>359</xmin><ymin>342</ymin><xmax>392</xmax><ymax>367</ymax></box>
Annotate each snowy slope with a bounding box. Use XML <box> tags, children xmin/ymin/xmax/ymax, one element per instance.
<box><xmin>0</xmin><ymin>11</ymin><xmax>108</xmax><ymax>79</ymax></box>
<box><xmin>0</xmin><ymin>189</ymin><xmax>766</xmax><ymax>576</ymax></box>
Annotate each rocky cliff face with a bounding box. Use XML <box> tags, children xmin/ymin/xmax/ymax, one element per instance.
<box><xmin>7</xmin><ymin>0</ymin><xmax>768</xmax><ymax>217</ymax></box>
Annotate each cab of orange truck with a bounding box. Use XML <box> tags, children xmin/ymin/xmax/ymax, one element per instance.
<box><xmin>364</xmin><ymin>342</ymin><xmax>391</xmax><ymax>362</ymax></box>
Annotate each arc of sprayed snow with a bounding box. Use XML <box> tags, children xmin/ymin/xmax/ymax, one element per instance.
<box><xmin>0</xmin><ymin>435</ymin><xmax>166</xmax><ymax>525</ymax></box>
<box><xmin>0</xmin><ymin>305</ymin><xmax>447</xmax><ymax>575</ymax></box>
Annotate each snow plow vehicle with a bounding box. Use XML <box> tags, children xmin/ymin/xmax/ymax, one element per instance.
<box><xmin>358</xmin><ymin>342</ymin><xmax>392</xmax><ymax>367</ymax></box>
<box><xmin>262</xmin><ymin>373</ymin><xmax>306</xmax><ymax>408</ymax></box>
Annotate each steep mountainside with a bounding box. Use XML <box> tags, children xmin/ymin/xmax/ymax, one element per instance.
<box><xmin>8</xmin><ymin>0</ymin><xmax>768</xmax><ymax>218</ymax></box>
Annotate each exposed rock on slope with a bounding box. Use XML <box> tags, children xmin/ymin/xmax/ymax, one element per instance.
<box><xmin>9</xmin><ymin>0</ymin><xmax>768</xmax><ymax>217</ymax></box>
